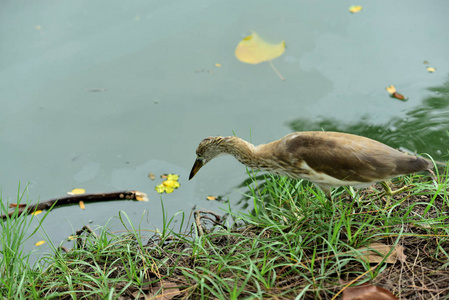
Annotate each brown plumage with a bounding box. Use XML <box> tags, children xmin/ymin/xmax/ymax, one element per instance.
<box><xmin>189</xmin><ymin>131</ymin><xmax>433</xmax><ymax>200</ymax></box>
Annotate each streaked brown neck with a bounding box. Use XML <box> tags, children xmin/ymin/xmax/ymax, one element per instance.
<box><xmin>219</xmin><ymin>137</ymin><xmax>259</xmax><ymax>168</ymax></box>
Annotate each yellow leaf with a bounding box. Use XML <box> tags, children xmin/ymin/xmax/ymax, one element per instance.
<box><xmin>31</xmin><ymin>210</ymin><xmax>43</xmax><ymax>216</ymax></box>
<box><xmin>79</xmin><ymin>201</ymin><xmax>85</xmax><ymax>210</ymax></box>
<box><xmin>215</xmin><ymin>63</ymin><xmax>221</xmax><ymax>67</ymax></box>
<box><xmin>35</xmin><ymin>240</ymin><xmax>46</xmax><ymax>247</ymax></box>
<box><xmin>68</xmin><ymin>235</ymin><xmax>77</xmax><ymax>240</ymax></box>
<box><xmin>68</xmin><ymin>188</ymin><xmax>85</xmax><ymax>195</ymax></box>
<box><xmin>206</xmin><ymin>196</ymin><xmax>216</xmax><ymax>201</ymax></box>
<box><xmin>167</xmin><ymin>174</ymin><xmax>179</xmax><ymax>181</ymax></box>
<box><xmin>35</xmin><ymin>25</ymin><xmax>42</xmax><ymax>30</ymax></box>
<box><xmin>235</xmin><ymin>31</ymin><xmax>286</xmax><ymax>64</ymax></box>
<box><xmin>155</xmin><ymin>184</ymin><xmax>165</xmax><ymax>194</ymax></box>
<box><xmin>163</xmin><ymin>180</ymin><xmax>180</xmax><ymax>189</ymax></box>
<box><xmin>426</xmin><ymin>67</ymin><xmax>436</xmax><ymax>73</ymax></box>
<box><xmin>385</xmin><ymin>85</ymin><xmax>396</xmax><ymax>94</ymax></box>
<box><xmin>349</xmin><ymin>5</ymin><xmax>363</xmax><ymax>13</ymax></box>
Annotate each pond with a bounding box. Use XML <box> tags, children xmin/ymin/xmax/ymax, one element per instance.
<box><xmin>1</xmin><ymin>0</ymin><xmax>448</xmax><ymax>261</ymax></box>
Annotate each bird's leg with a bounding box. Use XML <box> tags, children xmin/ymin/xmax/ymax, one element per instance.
<box><xmin>379</xmin><ymin>181</ymin><xmax>413</xmax><ymax>207</ymax></box>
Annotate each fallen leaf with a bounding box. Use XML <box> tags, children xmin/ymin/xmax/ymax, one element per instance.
<box><xmin>206</xmin><ymin>196</ymin><xmax>217</xmax><ymax>201</ymax></box>
<box><xmin>79</xmin><ymin>201</ymin><xmax>85</xmax><ymax>210</ymax></box>
<box><xmin>166</xmin><ymin>174</ymin><xmax>179</xmax><ymax>181</ymax></box>
<box><xmin>155</xmin><ymin>184</ymin><xmax>165</xmax><ymax>194</ymax></box>
<box><xmin>426</xmin><ymin>67</ymin><xmax>436</xmax><ymax>73</ymax></box>
<box><xmin>385</xmin><ymin>85</ymin><xmax>396</xmax><ymax>94</ymax></box>
<box><xmin>349</xmin><ymin>5</ymin><xmax>363</xmax><ymax>13</ymax></box>
<box><xmin>31</xmin><ymin>210</ymin><xmax>43</xmax><ymax>216</ymax></box>
<box><xmin>148</xmin><ymin>172</ymin><xmax>156</xmax><ymax>180</ymax></box>
<box><xmin>68</xmin><ymin>188</ymin><xmax>86</xmax><ymax>195</ymax></box>
<box><xmin>355</xmin><ymin>243</ymin><xmax>405</xmax><ymax>264</ymax></box>
<box><xmin>215</xmin><ymin>63</ymin><xmax>221</xmax><ymax>67</ymax></box>
<box><xmin>146</xmin><ymin>281</ymin><xmax>181</xmax><ymax>300</ymax></box>
<box><xmin>235</xmin><ymin>31</ymin><xmax>285</xmax><ymax>65</ymax></box>
<box><xmin>386</xmin><ymin>85</ymin><xmax>407</xmax><ymax>101</ymax></box>
<box><xmin>163</xmin><ymin>180</ymin><xmax>180</xmax><ymax>189</ymax></box>
<box><xmin>341</xmin><ymin>281</ymin><xmax>398</xmax><ymax>300</ymax></box>
<box><xmin>35</xmin><ymin>240</ymin><xmax>46</xmax><ymax>247</ymax></box>
<box><xmin>165</xmin><ymin>187</ymin><xmax>175</xmax><ymax>194</ymax></box>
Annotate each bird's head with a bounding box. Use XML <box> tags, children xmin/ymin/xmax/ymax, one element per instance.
<box><xmin>189</xmin><ymin>136</ymin><xmax>226</xmax><ymax>180</ymax></box>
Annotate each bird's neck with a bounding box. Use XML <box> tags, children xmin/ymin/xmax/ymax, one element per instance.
<box><xmin>221</xmin><ymin>137</ymin><xmax>259</xmax><ymax>168</ymax></box>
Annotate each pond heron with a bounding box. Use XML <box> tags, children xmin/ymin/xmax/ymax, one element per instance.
<box><xmin>189</xmin><ymin>131</ymin><xmax>433</xmax><ymax>205</ymax></box>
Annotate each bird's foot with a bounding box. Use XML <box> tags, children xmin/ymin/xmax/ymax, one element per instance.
<box><xmin>379</xmin><ymin>182</ymin><xmax>415</xmax><ymax>207</ymax></box>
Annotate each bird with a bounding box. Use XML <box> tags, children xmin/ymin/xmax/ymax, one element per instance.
<box><xmin>189</xmin><ymin>131</ymin><xmax>433</xmax><ymax>205</ymax></box>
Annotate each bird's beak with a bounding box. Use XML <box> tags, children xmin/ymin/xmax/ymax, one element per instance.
<box><xmin>189</xmin><ymin>158</ymin><xmax>204</xmax><ymax>180</ymax></box>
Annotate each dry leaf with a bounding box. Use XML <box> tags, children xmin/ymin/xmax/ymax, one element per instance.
<box><xmin>31</xmin><ymin>210</ymin><xmax>43</xmax><ymax>216</ymax></box>
<box><xmin>341</xmin><ymin>281</ymin><xmax>398</xmax><ymax>300</ymax></box>
<box><xmin>79</xmin><ymin>201</ymin><xmax>85</xmax><ymax>210</ymax></box>
<box><xmin>386</xmin><ymin>85</ymin><xmax>406</xmax><ymax>101</ymax></box>
<box><xmin>386</xmin><ymin>85</ymin><xmax>396</xmax><ymax>94</ymax></box>
<box><xmin>426</xmin><ymin>67</ymin><xmax>436</xmax><ymax>73</ymax></box>
<box><xmin>35</xmin><ymin>240</ymin><xmax>46</xmax><ymax>247</ymax></box>
<box><xmin>68</xmin><ymin>188</ymin><xmax>86</xmax><ymax>195</ymax></box>
<box><xmin>206</xmin><ymin>196</ymin><xmax>217</xmax><ymax>201</ymax></box>
<box><xmin>349</xmin><ymin>5</ymin><xmax>363</xmax><ymax>13</ymax></box>
<box><xmin>235</xmin><ymin>31</ymin><xmax>285</xmax><ymax>64</ymax></box>
<box><xmin>355</xmin><ymin>243</ymin><xmax>405</xmax><ymax>264</ymax></box>
<box><xmin>146</xmin><ymin>281</ymin><xmax>181</xmax><ymax>300</ymax></box>
<box><xmin>215</xmin><ymin>63</ymin><xmax>221</xmax><ymax>67</ymax></box>
<box><xmin>148</xmin><ymin>172</ymin><xmax>156</xmax><ymax>180</ymax></box>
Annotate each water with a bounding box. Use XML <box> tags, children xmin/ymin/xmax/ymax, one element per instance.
<box><xmin>1</xmin><ymin>0</ymin><xmax>448</xmax><ymax>260</ymax></box>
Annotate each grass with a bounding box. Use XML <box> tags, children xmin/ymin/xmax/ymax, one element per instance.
<box><xmin>1</xmin><ymin>162</ymin><xmax>448</xmax><ymax>299</ymax></box>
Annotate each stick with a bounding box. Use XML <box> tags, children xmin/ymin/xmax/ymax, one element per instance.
<box><xmin>1</xmin><ymin>190</ymin><xmax>148</xmax><ymax>220</ymax></box>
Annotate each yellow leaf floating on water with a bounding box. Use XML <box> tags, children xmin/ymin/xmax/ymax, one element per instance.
<box><xmin>155</xmin><ymin>174</ymin><xmax>181</xmax><ymax>194</ymax></box>
<box><xmin>235</xmin><ymin>31</ymin><xmax>285</xmax><ymax>65</ymax></box>
<box><xmin>349</xmin><ymin>5</ymin><xmax>363</xmax><ymax>13</ymax></box>
<box><xmin>166</xmin><ymin>174</ymin><xmax>179</xmax><ymax>181</ymax></box>
<box><xmin>68</xmin><ymin>188</ymin><xmax>86</xmax><ymax>195</ymax></box>
<box><xmin>426</xmin><ymin>67</ymin><xmax>436</xmax><ymax>73</ymax></box>
<box><xmin>386</xmin><ymin>85</ymin><xmax>407</xmax><ymax>101</ymax></box>
<box><xmin>35</xmin><ymin>240</ymin><xmax>46</xmax><ymax>247</ymax></box>
<box><xmin>155</xmin><ymin>184</ymin><xmax>165</xmax><ymax>194</ymax></box>
<box><xmin>79</xmin><ymin>201</ymin><xmax>85</xmax><ymax>210</ymax></box>
<box><xmin>215</xmin><ymin>63</ymin><xmax>221</xmax><ymax>67</ymax></box>
<box><xmin>31</xmin><ymin>210</ymin><xmax>43</xmax><ymax>216</ymax></box>
<box><xmin>386</xmin><ymin>85</ymin><xmax>396</xmax><ymax>94</ymax></box>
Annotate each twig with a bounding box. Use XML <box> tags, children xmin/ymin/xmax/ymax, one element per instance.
<box><xmin>269</xmin><ymin>60</ymin><xmax>285</xmax><ymax>81</ymax></box>
<box><xmin>1</xmin><ymin>190</ymin><xmax>148</xmax><ymax>220</ymax></box>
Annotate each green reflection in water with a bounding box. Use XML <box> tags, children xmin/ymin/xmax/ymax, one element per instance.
<box><xmin>288</xmin><ymin>78</ymin><xmax>449</xmax><ymax>162</ymax></box>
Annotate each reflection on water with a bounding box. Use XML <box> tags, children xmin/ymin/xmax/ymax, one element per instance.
<box><xmin>288</xmin><ymin>77</ymin><xmax>449</xmax><ymax>162</ymax></box>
